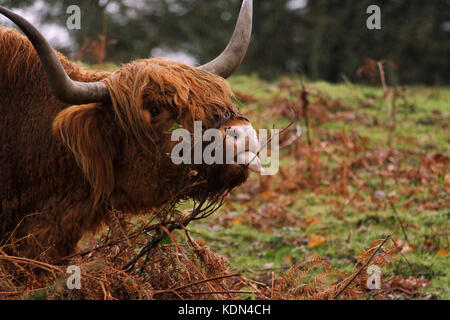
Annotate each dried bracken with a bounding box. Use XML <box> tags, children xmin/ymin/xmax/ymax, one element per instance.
<box><xmin>0</xmin><ymin>211</ymin><xmax>429</xmax><ymax>301</ymax></box>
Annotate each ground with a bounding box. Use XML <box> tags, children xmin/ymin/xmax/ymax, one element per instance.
<box><xmin>1</xmin><ymin>67</ymin><xmax>448</xmax><ymax>300</ymax></box>
<box><xmin>186</xmin><ymin>74</ymin><xmax>449</xmax><ymax>299</ymax></box>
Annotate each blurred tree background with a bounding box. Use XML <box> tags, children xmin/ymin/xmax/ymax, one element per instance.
<box><xmin>2</xmin><ymin>0</ymin><xmax>449</xmax><ymax>85</ymax></box>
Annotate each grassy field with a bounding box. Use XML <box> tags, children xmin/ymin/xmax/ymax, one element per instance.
<box><xmin>2</xmin><ymin>66</ymin><xmax>447</xmax><ymax>300</ymax></box>
<box><xmin>184</xmin><ymin>75</ymin><xmax>450</xmax><ymax>299</ymax></box>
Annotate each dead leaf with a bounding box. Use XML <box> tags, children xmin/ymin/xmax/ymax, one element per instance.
<box><xmin>259</xmin><ymin>191</ymin><xmax>274</xmax><ymax>201</ymax></box>
<box><xmin>309</xmin><ymin>235</ymin><xmax>327</xmax><ymax>248</ymax></box>
<box><xmin>230</xmin><ymin>217</ymin><xmax>243</xmax><ymax>226</ymax></box>
<box><xmin>307</xmin><ymin>218</ymin><xmax>319</xmax><ymax>226</ymax></box>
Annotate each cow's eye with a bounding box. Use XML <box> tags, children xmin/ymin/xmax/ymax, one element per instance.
<box><xmin>150</xmin><ymin>107</ymin><xmax>161</xmax><ymax>117</ymax></box>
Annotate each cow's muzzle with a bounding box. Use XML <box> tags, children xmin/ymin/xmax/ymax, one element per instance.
<box><xmin>222</xmin><ymin>124</ymin><xmax>263</xmax><ymax>174</ymax></box>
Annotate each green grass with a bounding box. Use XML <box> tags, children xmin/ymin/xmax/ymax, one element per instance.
<box><xmin>187</xmin><ymin>76</ymin><xmax>449</xmax><ymax>299</ymax></box>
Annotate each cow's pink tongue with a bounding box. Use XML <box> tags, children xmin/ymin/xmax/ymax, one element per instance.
<box><xmin>237</xmin><ymin>151</ymin><xmax>264</xmax><ymax>174</ymax></box>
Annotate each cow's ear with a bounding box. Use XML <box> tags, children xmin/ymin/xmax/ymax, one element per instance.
<box><xmin>52</xmin><ymin>103</ymin><xmax>117</xmax><ymax>205</ymax></box>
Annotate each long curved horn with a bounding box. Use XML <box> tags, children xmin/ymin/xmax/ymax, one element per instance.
<box><xmin>198</xmin><ymin>0</ymin><xmax>253</xmax><ymax>78</ymax></box>
<box><xmin>0</xmin><ymin>6</ymin><xmax>110</xmax><ymax>104</ymax></box>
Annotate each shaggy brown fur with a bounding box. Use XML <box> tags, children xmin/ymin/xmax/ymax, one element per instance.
<box><xmin>0</xmin><ymin>27</ymin><xmax>249</xmax><ymax>259</ymax></box>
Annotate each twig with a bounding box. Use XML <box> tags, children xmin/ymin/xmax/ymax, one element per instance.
<box><xmin>153</xmin><ymin>273</ymin><xmax>240</xmax><ymax>295</ymax></box>
<box><xmin>122</xmin><ymin>228</ymin><xmax>166</xmax><ymax>271</ymax></box>
<box><xmin>377</xmin><ymin>61</ymin><xmax>394</xmax><ymax>147</ymax></box>
<box><xmin>123</xmin><ymin>179</ymin><xmax>230</xmax><ymax>271</ymax></box>
<box><xmin>179</xmin><ymin>290</ymin><xmax>256</xmax><ymax>295</ymax></box>
<box><xmin>300</xmin><ymin>79</ymin><xmax>311</xmax><ymax>146</ymax></box>
<box><xmin>271</xmin><ymin>271</ymin><xmax>275</xmax><ymax>299</ymax></box>
<box><xmin>0</xmin><ymin>291</ymin><xmax>19</xmax><ymax>295</ymax></box>
<box><xmin>239</xmin><ymin>275</ymin><xmax>268</xmax><ymax>299</ymax></box>
<box><xmin>377</xmin><ymin>61</ymin><xmax>388</xmax><ymax>92</ymax></box>
<box><xmin>387</xmin><ymin>236</ymin><xmax>414</xmax><ymax>273</ymax></box>
<box><xmin>249</xmin><ymin>105</ymin><xmax>298</xmax><ymax>167</ymax></box>
<box><xmin>334</xmin><ymin>235</ymin><xmax>390</xmax><ymax>299</ymax></box>
<box><xmin>388</xmin><ymin>200</ymin><xmax>410</xmax><ymax>244</ymax></box>
<box><xmin>0</xmin><ymin>212</ymin><xmax>41</xmax><ymax>247</ymax></box>
<box><xmin>280</xmin><ymin>125</ymin><xmax>302</xmax><ymax>148</ymax></box>
<box><xmin>159</xmin><ymin>225</ymin><xmax>222</xmax><ymax>299</ymax></box>
<box><xmin>335</xmin><ymin>180</ymin><xmax>366</xmax><ymax>219</ymax></box>
<box><xmin>0</xmin><ymin>254</ymin><xmax>61</xmax><ymax>274</ymax></box>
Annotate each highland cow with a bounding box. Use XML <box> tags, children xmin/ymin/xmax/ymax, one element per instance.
<box><xmin>0</xmin><ymin>1</ymin><xmax>260</xmax><ymax>259</ymax></box>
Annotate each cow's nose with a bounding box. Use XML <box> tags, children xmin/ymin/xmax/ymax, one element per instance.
<box><xmin>223</xmin><ymin>125</ymin><xmax>263</xmax><ymax>174</ymax></box>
